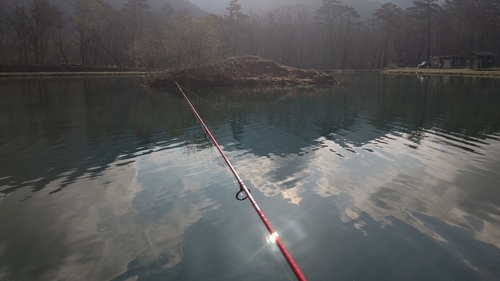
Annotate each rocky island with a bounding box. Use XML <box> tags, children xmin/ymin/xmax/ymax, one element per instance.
<box><xmin>146</xmin><ymin>56</ymin><xmax>337</xmax><ymax>87</ymax></box>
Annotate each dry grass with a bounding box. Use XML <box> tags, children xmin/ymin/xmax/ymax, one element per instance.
<box><xmin>383</xmin><ymin>67</ymin><xmax>500</xmax><ymax>78</ymax></box>
<box><xmin>147</xmin><ymin>56</ymin><xmax>337</xmax><ymax>87</ymax></box>
<box><xmin>0</xmin><ymin>71</ymin><xmax>147</xmax><ymax>77</ymax></box>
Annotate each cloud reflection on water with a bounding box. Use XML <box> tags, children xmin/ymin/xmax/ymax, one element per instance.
<box><xmin>0</xmin><ymin>144</ymin><xmax>221</xmax><ymax>281</ymax></box>
<box><xmin>237</xmin><ymin>117</ymin><xmax>500</xmax><ymax>249</ymax></box>
<box><xmin>2</xmin><ymin>75</ymin><xmax>500</xmax><ymax>280</ymax></box>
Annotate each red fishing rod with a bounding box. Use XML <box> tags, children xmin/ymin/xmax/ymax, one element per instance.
<box><xmin>176</xmin><ymin>83</ymin><xmax>307</xmax><ymax>281</ymax></box>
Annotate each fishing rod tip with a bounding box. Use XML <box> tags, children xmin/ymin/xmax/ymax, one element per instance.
<box><xmin>267</xmin><ymin>232</ymin><xmax>279</xmax><ymax>243</ymax></box>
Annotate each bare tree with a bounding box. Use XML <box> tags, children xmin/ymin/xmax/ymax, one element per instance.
<box><xmin>51</xmin><ymin>8</ymin><xmax>69</xmax><ymax>64</ymax></box>
<box><xmin>266</xmin><ymin>6</ymin><xmax>300</xmax><ymax>66</ymax></box>
<box><xmin>1</xmin><ymin>0</ymin><xmax>499</xmax><ymax>69</ymax></box>
<box><xmin>4</xmin><ymin>1</ymin><xmax>31</xmax><ymax>64</ymax></box>
<box><xmin>128</xmin><ymin>30</ymin><xmax>163</xmax><ymax>72</ymax></box>
<box><xmin>295</xmin><ymin>5</ymin><xmax>318</xmax><ymax>68</ymax></box>
<box><xmin>373</xmin><ymin>3</ymin><xmax>403</xmax><ymax>67</ymax></box>
<box><xmin>70</xmin><ymin>0</ymin><xmax>99</xmax><ymax>65</ymax></box>
<box><xmin>337</xmin><ymin>5</ymin><xmax>361</xmax><ymax>69</ymax></box>
<box><xmin>239</xmin><ymin>12</ymin><xmax>265</xmax><ymax>57</ymax></box>
<box><xmin>161</xmin><ymin>2</ymin><xmax>174</xmax><ymax>19</ymax></box>
<box><xmin>444</xmin><ymin>0</ymin><xmax>498</xmax><ymax>54</ymax></box>
<box><xmin>28</xmin><ymin>0</ymin><xmax>61</xmax><ymax>64</ymax></box>
<box><xmin>225</xmin><ymin>0</ymin><xmax>248</xmax><ymax>55</ymax></box>
<box><xmin>408</xmin><ymin>0</ymin><xmax>440</xmax><ymax>61</ymax></box>
<box><xmin>316</xmin><ymin>0</ymin><xmax>344</xmax><ymax>69</ymax></box>
<box><xmin>0</xmin><ymin>0</ymin><xmax>7</xmax><ymax>62</ymax></box>
<box><xmin>121</xmin><ymin>0</ymin><xmax>151</xmax><ymax>61</ymax></box>
<box><xmin>93</xmin><ymin>0</ymin><xmax>123</xmax><ymax>66</ymax></box>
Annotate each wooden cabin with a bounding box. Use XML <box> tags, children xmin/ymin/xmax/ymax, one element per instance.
<box><xmin>440</xmin><ymin>55</ymin><xmax>465</xmax><ymax>68</ymax></box>
<box><xmin>466</xmin><ymin>51</ymin><xmax>495</xmax><ymax>69</ymax></box>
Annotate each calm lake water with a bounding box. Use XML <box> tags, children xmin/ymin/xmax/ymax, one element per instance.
<box><xmin>1</xmin><ymin>74</ymin><xmax>500</xmax><ymax>281</ymax></box>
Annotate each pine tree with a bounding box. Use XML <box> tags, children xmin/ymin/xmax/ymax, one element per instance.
<box><xmin>225</xmin><ymin>0</ymin><xmax>248</xmax><ymax>55</ymax></box>
<box><xmin>408</xmin><ymin>0</ymin><xmax>440</xmax><ymax>61</ymax></box>
<box><xmin>373</xmin><ymin>3</ymin><xmax>403</xmax><ymax>67</ymax></box>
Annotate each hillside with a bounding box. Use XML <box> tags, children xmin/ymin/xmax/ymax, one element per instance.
<box><xmin>50</xmin><ymin>0</ymin><xmax>206</xmax><ymax>15</ymax></box>
<box><xmin>189</xmin><ymin>0</ymin><xmax>414</xmax><ymax>19</ymax></box>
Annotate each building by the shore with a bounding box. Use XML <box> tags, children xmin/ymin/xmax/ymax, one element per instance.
<box><xmin>466</xmin><ymin>51</ymin><xmax>496</xmax><ymax>70</ymax></box>
<box><xmin>439</xmin><ymin>55</ymin><xmax>466</xmax><ymax>69</ymax></box>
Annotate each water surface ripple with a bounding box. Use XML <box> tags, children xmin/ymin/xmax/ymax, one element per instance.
<box><xmin>1</xmin><ymin>75</ymin><xmax>500</xmax><ymax>280</ymax></box>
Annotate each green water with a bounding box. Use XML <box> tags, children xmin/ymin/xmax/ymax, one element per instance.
<box><xmin>1</xmin><ymin>74</ymin><xmax>499</xmax><ymax>281</ymax></box>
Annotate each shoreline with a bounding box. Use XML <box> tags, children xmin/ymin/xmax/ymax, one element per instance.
<box><xmin>0</xmin><ymin>71</ymin><xmax>148</xmax><ymax>78</ymax></box>
<box><xmin>381</xmin><ymin>67</ymin><xmax>500</xmax><ymax>78</ymax></box>
<box><xmin>0</xmin><ymin>64</ymin><xmax>149</xmax><ymax>77</ymax></box>
<box><xmin>0</xmin><ymin>67</ymin><xmax>499</xmax><ymax>79</ymax></box>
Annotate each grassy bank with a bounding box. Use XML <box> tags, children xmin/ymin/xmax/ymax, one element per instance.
<box><xmin>2</xmin><ymin>64</ymin><xmax>499</xmax><ymax>79</ymax></box>
<box><xmin>382</xmin><ymin>67</ymin><xmax>500</xmax><ymax>78</ymax></box>
<box><xmin>0</xmin><ymin>64</ymin><xmax>148</xmax><ymax>77</ymax></box>
<box><xmin>0</xmin><ymin>71</ymin><xmax>147</xmax><ymax>78</ymax></box>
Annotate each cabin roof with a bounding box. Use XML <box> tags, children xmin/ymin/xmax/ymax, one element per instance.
<box><xmin>467</xmin><ymin>51</ymin><xmax>495</xmax><ymax>57</ymax></box>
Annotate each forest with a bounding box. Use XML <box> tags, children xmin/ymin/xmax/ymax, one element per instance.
<box><xmin>0</xmin><ymin>0</ymin><xmax>499</xmax><ymax>70</ymax></box>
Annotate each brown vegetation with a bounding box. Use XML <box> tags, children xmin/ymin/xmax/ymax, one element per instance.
<box><xmin>146</xmin><ymin>56</ymin><xmax>337</xmax><ymax>87</ymax></box>
<box><xmin>383</xmin><ymin>67</ymin><xmax>500</xmax><ymax>78</ymax></box>
<box><xmin>0</xmin><ymin>64</ymin><xmax>142</xmax><ymax>73</ymax></box>
<box><xmin>1</xmin><ymin>0</ymin><xmax>498</xmax><ymax>71</ymax></box>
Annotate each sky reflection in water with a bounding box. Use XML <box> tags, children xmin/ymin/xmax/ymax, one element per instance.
<box><xmin>0</xmin><ymin>74</ymin><xmax>500</xmax><ymax>280</ymax></box>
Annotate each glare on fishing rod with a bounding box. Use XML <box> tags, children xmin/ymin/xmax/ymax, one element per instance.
<box><xmin>267</xmin><ymin>232</ymin><xmax>279</xmax><ymax>244</ymax></box>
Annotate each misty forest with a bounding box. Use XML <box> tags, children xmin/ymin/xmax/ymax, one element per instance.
<box><xmin>0</xmin><ymin>0</ymin><xmax>499</xmax><ymax>70</ymax></box>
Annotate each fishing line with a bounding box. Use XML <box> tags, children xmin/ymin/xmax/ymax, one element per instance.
<box><xmin>178</xmin><ymin>84</ymin><xmax>330</xmax><ymax>162</ymax></box>
<box><xmin>176</xmin><ymin>82</ymin><xmax>307</xmax><ymax>281</ymax></box>
<box><xmin>177</xmin><ymin>84</ymin><xmax>285</xmax><ymax>156</ymax></box>
<box><xmin>179</xmin><ymin>83</ymin><xmax>309</xmax><ymax>225</ymax></box>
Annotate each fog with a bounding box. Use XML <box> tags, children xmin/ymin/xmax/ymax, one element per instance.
<box><xmin>48</xmin><ymin>0</ymin><xmax>414</xmax><ymax>19</ymax></box>
<box><xmin>50</xmin><ymin>0</ymin><xmax>205</xmax><ymax>14</ymax></box>
<box><xmin>2</xmin><ymin>0</ymin><xmax>497</xmax><ymax>69</ymax></box>
<box><xmin>189</xmin><ymin>0</ymin><xmax>414</xmax><ymax>16</ymax></box>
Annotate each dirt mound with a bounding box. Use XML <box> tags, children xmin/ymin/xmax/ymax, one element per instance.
<box><xmin>147</xmin><ymin>56</ymin><xmax>336</xmax><ymax>87</ymax></box>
